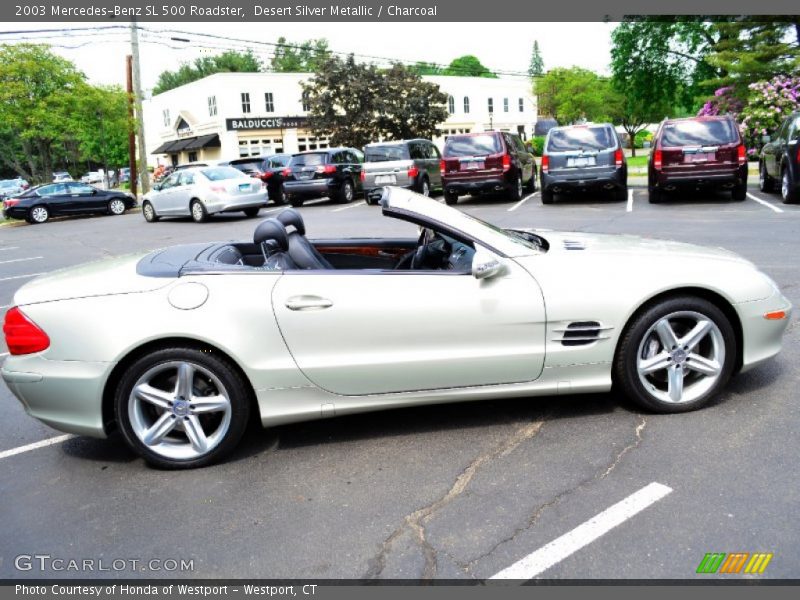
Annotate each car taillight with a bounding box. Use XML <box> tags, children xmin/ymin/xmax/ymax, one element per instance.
<box><xmin>261</xmin><ymin>171</ymin><xmax>273</xmax><ymax>180</ymax></box>
<box><xmin>3</xmin><ymin>198</ymin><xmax>20</xmax><ymax>208</ymax></box>
<box><xmin>282</xmin><ymin>168</ymin><xmax>292</xmax><ymax>177</ymax></box>
<box><xmin>408</xmin><ymin>166</ymin><xmax>419</xmax><ymax>179</ymax></box>
<box><xmin>737</xmin><ymin>144</ymin><xmax>746</xmax><ymax>166</ymax></box>
<box><xmin>210</xmin><ymin>185</ymin><xmax>227</xmax><ymax>193</ymax></box>
<box><xmin>614</xmin><ymin>149</ymin><xmax>624</xmax><ymax>167</ymax></box>
<box><xmin>541</xmin><ymin>155</ymin><xmax>549</xmax><ymax>174</ymax></box>
<box><xmin>316</xmin><ymin>165</ymin><xmax>337</xmax><ymax>175</ymax></box>
<box><xmin>502</xmin><ymin>154</ymin><xmax>511</xmax><ymax>172</ymax></box>
<box><xmin>439</xmin><ymin>159</ymin><xmax>445</xmax><ymax>175</ymax></box>
<box><xmin>3</xmin><ymin>307</ymin><xmax>50</xmax><ymax>355</ymax></box>
<box><xmin>653</xmin><ymin>149</ymin><xmax>663</xmax><ymax>170</ymax></box>
<box><xmin>360</xmin><ymin>171</ymin><xmax>366</xmax><ymax>182</ymax></box>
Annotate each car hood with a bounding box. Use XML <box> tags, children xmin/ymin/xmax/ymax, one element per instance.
<box><xmin>14</xmin><ymin>253</ymin><xmax>171</xmax><ymax>306</ymax></box>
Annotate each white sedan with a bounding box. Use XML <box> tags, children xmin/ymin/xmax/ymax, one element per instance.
<box><xmin>1</xmin><ymin>188</ymin><xmax>792</xmax><ymax>468</ymax></box>
<box><xmin>142</xmin><ymin>165</ymin><xmax>268</xmax><ymax>223</ymax></box>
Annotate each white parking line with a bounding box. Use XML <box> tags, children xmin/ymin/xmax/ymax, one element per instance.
<box><xmin>0</xmin><ymin>256</ymin><xmax>42</xmax><ymax>265</ymax></box>
<box><xmin>331</xmin><ymin>200</ymin><xmax>366</xmax><ymax>212</ymax></box>
<box><xmin>303</xmin><ymin>198</ymin><xmax>330</xmax><ymax>207</ymax></box>
<box><xmin>747</xmin><ymin>192</ymin><xmax>784</xmax><ymax>213</ymax></box>
<box><xmin>508</xmin><ymin>192</ymin><xmax>537</xmax><ymax>212</ymax></box>
<box><xmin>0</xmin><ymin>352</ymin><xmax>7</xmax><ymax>357</ymax></box>
<box><xmin>0</xmin><ymin>247</ymin><xmax>19</xmax><ymax>251</ymax></box>
<box><xmin>0</xmin><ymin>434</ymin><xmax>74</xmax><ymax>461</ymax></box>
<box><xmin>0</xmin><ymin>272</ymin><xmax>47</xmax><ymax>282</ymax></box>
<box><xmin>490</xmin><ymin>482</ymin><xmax>673</xmax><ymax>580</ymax></box>
<box><xmin>626</xmin><ymin>188</ymin><xmax>634</xmax><ymax>212</ymax></box>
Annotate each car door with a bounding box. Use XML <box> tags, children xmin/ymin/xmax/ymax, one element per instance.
<box><xmin>65</xmin><ymin>182</ymin><xmax>102</xmax><ymax>213</ymax></box>
<box><xmin>152</xmin><ymin>172</ymin><xmax>181</xmax><ymax>214</ymax></box>
<box><xmin>271</xmin><ymin>247</ymin><xmax>546</xmax><ymax>396</ymax></box>
<box><xmin>427</xmin><ymin>142</ymin><xmax>443</xmax><ymax>189</ymax></box>
<box><xmin>38</xmin><ymin>183</ymin><xmax>74</xmax><ymax>215</ymax></box>
<box><xmin>174</xmin><ymin>171</ymin><xmax>198</xmax><ymax>214</ymax></box>
<box><xmin>345</xmin><ymin>150</ymin><xmax>361</xmax><ymax>191</ymax></box>
<box><xmin>764</xmin><ymin>118</ymin><xmax>788</xmax><ymax>178</ymax></box>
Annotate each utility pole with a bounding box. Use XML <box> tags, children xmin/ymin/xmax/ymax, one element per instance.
<box><xmin>130</xmin><ymin>20</ymin><xmax>150</xmax><ymax>194</ymax></box>
<box><xmin>126</xmin><ymin>55</ymin><xmax>138</xmax><ymax>198</ymax></box>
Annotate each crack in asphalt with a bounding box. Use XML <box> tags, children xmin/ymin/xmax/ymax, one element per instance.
<box><xmin>461</xmin><ymin>414</ymin><xmax>647</xmax><ymax>575</ymax></box>
<box><xmin>363</xmin><ymin>419</ymin><xmax>545</xmax><ymax>580</ymax></box>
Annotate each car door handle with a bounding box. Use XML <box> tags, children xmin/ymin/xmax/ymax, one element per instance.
<box><xmin>285</xmin><ymin>295</ymin><xmax>333</xmax><ymax>311</ymax></box>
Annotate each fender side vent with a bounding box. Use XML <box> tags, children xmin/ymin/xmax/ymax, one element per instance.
<box><xmin>554</xmin><ymin>321</ymin><xmax>611</xmax><ymax>346</ymax></box>
<box><xmin>563</xmin><ymin>240</ymin><xmax>586</xmax><ymax>250</ymax></box>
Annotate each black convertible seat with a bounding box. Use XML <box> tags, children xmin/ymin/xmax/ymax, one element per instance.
<box><xmin>253</xmin><ymin>218</ymin><xmax>298</xmax><ymax>271</ymax></box>
<box><xmin>275</xmin><ymin>208</ymin><xmax>334</xmax><ymax>270</ymax></box>
<box><xmin>209</xmin><ymin>244</ymin><xmax>244</xmax><ymax>265</ymax></box>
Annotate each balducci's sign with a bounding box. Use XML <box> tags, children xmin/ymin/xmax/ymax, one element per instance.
<box><xmin>226</xmin><ymin>117</ymin><xmax>307</xmax><ymax>131</ymax></box>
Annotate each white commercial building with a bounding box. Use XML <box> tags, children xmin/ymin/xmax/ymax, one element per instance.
<box><xmin>142</xmin><ymin>72</ymin><xmax>538</xmax><ymax>167</ymax></box>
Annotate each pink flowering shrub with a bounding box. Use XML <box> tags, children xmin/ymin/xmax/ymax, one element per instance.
<box><xmin>739</xmin><ymin>76</ymin><xmax>800</xmax><ymax>153</ymax></box>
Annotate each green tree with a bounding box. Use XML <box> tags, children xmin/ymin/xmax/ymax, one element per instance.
<box><xmin>411</xmin><ymin>61</ymin><xmax>443</xmax><ymax>76</ymax></box>
<box><xmin>270</xmin><ymin>37</ymin><xmax>331</xmax><ymax>73</ymax></box>
<box><xmin>535</xmin><ymin>67</ymin><xmax>618</xmax><ymax>124</ymax></box>
<box><xmin>153</xmin><ymin>50</ymin><xmax>261</xmax><ymax>95</ymax></box>
<box><xmin>70</xmin><ymin>85</ymin><xmax>131</xmax><ymax>171</ymax></box>
<box><xmin>442</xmin><ymin>55</ymin><xmax>497</xmax><ymax>78</ymax></box>
<box><xmin>303</xmin><ymin>55</ymin><xmax>448</xmax><ymax>148</ymax></box>
<box><xmin>528</xmin><ymin>41</ymin><xmax>544</xmax><ymax>77</ymax></box>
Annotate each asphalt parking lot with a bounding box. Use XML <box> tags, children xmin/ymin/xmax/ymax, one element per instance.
<box><xmin>1</xmin><ymin>181</ymin><xmax>798</xmax><ymax>580</ymax></box>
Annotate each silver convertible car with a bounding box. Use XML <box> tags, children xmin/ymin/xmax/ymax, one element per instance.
<box><xmin>2</xmin><ymin>188</ymin><xmax>792</xmax><ymax>468</ymax></box>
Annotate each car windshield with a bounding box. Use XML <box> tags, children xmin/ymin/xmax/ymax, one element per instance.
<box><xmin>661</xmin><ymin>120</ymin><xmax>738</xmax><ymax>147</ymax></box>
<box><xmin>546</xmin><ymin>126</ymin><xmax>615</xmax><ymax>152</ymax></box>
<box><xmin>443</xmin><ymin>134</ymin><xmax>501</xmax><ymax>157</ymax></box>
<box><xmin>365</xmin><ymin>145</ymin><xmax>410</xmax><ymax>162</ymax></box>
<box><xmin>289</xmin><ymin>153</ymin><xmax>327</xmax><ymax>167</ymax></box>
<box><xmin>200</xmin><ymin>167</ymin><xmax>247</xmax><ymax>181</ymax></box>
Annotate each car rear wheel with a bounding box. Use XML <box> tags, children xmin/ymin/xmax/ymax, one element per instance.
<box><xmin>27</xmin><ymin>205</ymin><xmax>49</xmax><ymax>224</ymax></box>
<box><xmin>289</xmin><ymin>196</ymin><xmax>305</xmax><ymax>207</ymax></box>
<box><xmin>731</xmin><ymin>184</ymin><xmax>746</xmax><ymax>201</ymax></box>
<box><xmin>336</xmin><ymin>180</ymin><xmax>355</xmax><ymax>204</ymax></box>
<box><xmin>273</xmin><ymin>185</ymin><xmax>287</xmax><ymax>206</ymax></box>
<box><xmin>614</xmin><ymin>186</ymin><xmax>628</xmax><ymax>202</ymax></box>
<box><xmin>419</xmin><ymin>177</ymin><xmax>431</xmax><ymax>197</ymax></box>
<box><xmin>648</xmin><ymin>187</ymin><xmax>663</xmax><ymax>203</ymax></box>
<box><xmin>444</xmin><ymin>190</ymin><xmax>459</xmax><ymax>205</ymax></box>
<box><xmin>142</xmin><ymin>201</ymin><xmax>160</xmax><ymax>223</ymax></box>
<box><xmin>108</xmin><ymin>198</ymin><xmax>127</xmax><ymax>215</ymax></box>
<box><xmin>190</xmin><ymin>199</ymin><xmax>208</xmax><ymax>223</ymax></box>
<box><xmin>509</xmin><ymin>175</ymin><xmax>523</xmax><ymax>202</ymax></box>
<box><xmin>759</xmin><ymin>162</ymin><xmax>774</xmax><ymax>193</ymax></box>
<box><xmin>781</xmin><ymin>168</ymin><xmax>798</xmax><ymax>204</ymax></box>
<box><xmin>541</xmin><ymin>188</ymin><xmax>554</xmax><ymax>204</ymax></box>
<box><xmin>525</xmin><ymin>170</ymin><xmax>537</xmax><ymax>193</ymax></box>
<box><xmin>115</xmin><ymin>347</ymin><xmax>251</xmax><ymax>469</ymax></box>
<box><xmin>243</xmin><ymin>207</ymin><xmax>260</xmax><ymax>218</ymax></box>
<box><xmin>614</xmin><ymin>296</ymin><xmax>736</xmax><ymax>413</ymax></box>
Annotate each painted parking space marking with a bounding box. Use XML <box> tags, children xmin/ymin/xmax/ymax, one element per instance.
<box><xmin>332</xmin><ymin>200</ymin><xmax>366</xmax><ymax>212</ymax></box>
<box><xmin>508</xmin><ymin>192</ymin><xmax>538</xmax><ymax>212</ymax></box>
<box><xmin>0</xmin><ymin>256</ymin><xmax>43</xmax><ymax>265</ymax></box>
<box><xmin>626</xmin><ymin>188</ymin><xmax>635</xmax><ymax>212</ymax></box>
<box><xmin>0</xmin><ymin>434</ymin><xmax>75</xmax><ymax>461</ymax></box>
<box><xmin>0</xmin><ymin>272</ymin><xmax>47</xmax><ymax>282</ymax></box>
<box><xmin>747</xmin><ymin>193</ymin><xmax>784</xmax><ymax>213</ymax></box>
<box><xmin>490</xmin><ymin>482</ymin><xmax>673</xmax><ymax>580</ymax></box>
<box><xmin>0</xmin><ymin>247</ymin><xmax>19</xmax><ymax>251</ymax></box>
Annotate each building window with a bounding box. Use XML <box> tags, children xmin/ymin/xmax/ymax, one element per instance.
<box><xmin>162</xmin><ymin>109</ymin><xmax>170</xmax><ymax>127</ymax></box>
<box><xmin>301</xmin><ymin>91</ymin><xmax>311</xmax><ymax>112</ymax></box>
<box><xmin>208</xmin><ymin>96</ymin><xmax>217</xmax><ymax>117</ymax></box>
<box><xmin>518</xmin><ymin>98</ymin><xmax>524</xmax><ymax>112</ymax></box>
<box><xmin>463</xmin><ymin>96</ymin><xmax>470</xmax><ymax>114</ymax></box>
<box><xmin>448</xmin><ymin>96</ymin><xmax>455</xmax><ymax>114</ymax></box>
<box><xmin>241</xmin><ymin>92</ymin><xmax>251</xmax><ymax>114</ymax></box>
<box><xmin>264</xmin><ymin>92</ymin><xmax>274</xmax><ymax>113</ymax></box>
<box><xmin>188</xmin><ymin>151</ymin><xmax>198</xmax><ymax>163</ymax></box>
<box><xmin>488</xmin><ymin>98</ymin><xmax>494</xmax><ymax>114</ymax></box>
<box><xmin>503</xmin><ymin>98</ymin><xmax>509</xmax><ymax>112</ymax></box>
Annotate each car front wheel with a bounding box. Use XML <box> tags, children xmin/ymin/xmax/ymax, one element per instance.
<box><xmin>115</xmin><ymin>347</ymin><xmax>251</xmax><ymax>469</ymax></box>
<box><xmin>108</xmin><ymin>198</ymin><xmax>127</xmax><ymax>215</ymax></box>
<box><xmin>759</xmin><ymin>162</ymin><xmax>774</xmax><ymax>193</ymax></box>
<box><xmin>614</xmin><ymin>296</ymin><xmax>736</xmax><ymax>413</ymax></box>
<box><xmin>782</xmin><ymin>168</ymin><xmax>798</xmax><ymax>204</ymax></box>
<box><xmin>142</xmin><ymin>201</ymin><xmax>160</xmax><ymax>222</ymax></box>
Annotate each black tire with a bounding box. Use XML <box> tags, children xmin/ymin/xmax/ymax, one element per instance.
<box><xmin>417</xmin><ymin>177</ymin><xmax>431</xmax><ymax>197</ymax></box>
<box><xmin>272</xmin><ymin>185</ymin><xmax>288</xmax><ymax>206</ymax></box>
<box><xmin>115</xmin><ymin>346</ymin><xmax>251</xmax><ymax>469</ymax></box>
<box><xmin>364</xmin><ymin>192</ymin><xmax>375</xmax><ymax>205</ymax></box>
<box><xmin>108</xmin><ymin>198</ymin><xmax>127</xmax><ymax>215</ymax></box>
<box><xmin>243</xmin><ymin>207</ymin><xmax>261</xmax><ymax>218</ymax></box>
<box><xmin>444</xmin><ymin>190</ymin><xmax>459</xmax><ymax>205</ymax></box>
<box><xmin>731</xmin><ymin>184</ymin><xmax>746</xmax><ymax>201</ymax></box>
<box><xmin>190</xmin><ymin>199</ymin><xmax>208</xmax><ymax>223</ymax></box>
<box><xmin>289</xmin><ymin>196</ymin><xmax>305</xmax><ymax>208</ymax></box>
<box><xmin>540</xmin><ymin>188</ymin><xmax>554</xmax><ymax>204</ymax></box>
<box><xmin>614</xmin><ymin>185</ymin><xmax>628</xmax><ymax>202</ymax></box>
<box><xmin>781</xmin><ymin>168</ymin><xmax>798</xmax><ymax>204</ymax></box>
<box><xmin>142</xmin><ymin>201</ymin><xmax>160</xmax><ymax>223</ymax></box>
<box><xmin>525</xmin><ymin>169</ymin><xmax>537</xmax><ymax>193</ymax></box>
<box><xmin>336</xmin><ymin>180</ymin><xmax>355</xmax><ymax>204</ymax></box>
<box><xmin>614</xmin><ymin>296</ymin><xmax>737</xmax><ymax>413</ymax></box>
<box><xmin>27</xmin><ymin>205</ymin><xmax>49</xmax><ymax>224</ymax></box>
<box><xmin>508</xmin><ymin>174</ymin><xmax>523</xmax><ymax>202</ymax></box>
<box><xmin>758</xmin><ymin>162</ymin><xmax>774</xmax><ymax>193</ymax></box>
<box><xmin>648</xmin><ymin>187</ymin><xmax>663</xmax><ymax>203</ymax></box>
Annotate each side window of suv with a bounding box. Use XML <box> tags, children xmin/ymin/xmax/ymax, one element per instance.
<box><xmin>427</xmin><ymin>143</ymin><xmax>441</xmax><ymax>159</ymax></box>
<box><xmin>346</xmin><ymin>150</ymin><xmax>360</xmax><ymax>164</ymax></box>
<box><xmin>329</xmin><ymin>152</ymin><xmax>342</xmax><ymax>164</ymax></box>
<box><xmin>409</xmin><ymin>143</ymin><xmax>425</xmax><ymax>160</ymax></box>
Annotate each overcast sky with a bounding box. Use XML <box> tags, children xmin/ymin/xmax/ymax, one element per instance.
<box><xmin>1</xmin><ymin>22</ymin><xmax>615</xmax><ymax>94</ymax></box>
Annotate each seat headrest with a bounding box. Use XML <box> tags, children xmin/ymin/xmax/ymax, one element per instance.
<box><xmin>275</xmin><ymin>208</ymin><xmax>306</xmax><ymax>236</ymax></box>
<box><xmin>253</xmin><ymin>218</ymin><xmax>289</xmax><ymax>250</ymax></box>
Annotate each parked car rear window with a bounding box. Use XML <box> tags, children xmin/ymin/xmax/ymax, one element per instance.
<box><xmin>365</xmin><ymin>145</ymin><xmax>410</xmax><ymax>162</ymax></box>
<box><xmin>230</xmin><ymin>160</ymin><xmax>263</xmax><ymax>173</ymax></box>
<box><xmin>443</xmin><ymin>134</ymin><xmax>501</xmax><ymax>157</ymax></box>
<box><xmin>289</xmin><ymin>153</ymin><xmax>327</xmax><ymax>167</ymax></box>
<box><xmin>660</xmin><ymin>120</ymin><xmax>738</xmax><ymax>147</ymax></box>
<box><xmin>546</xmin><ymin>126</ymin><xmax>615</xmax><ymax>152</ymax></box>
<box><xmin>200</xmin><ymin>167</ymin><xmax>246</xmax><ymax>181</ymax></box>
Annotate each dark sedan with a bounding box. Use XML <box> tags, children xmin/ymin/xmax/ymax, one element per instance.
<box><xmin>759</xmin><ymin>111</ymin><xmax>799</xmax><ymax>204</ymax></box>
<box><xmin>2</xmin><ymin>182</ymin><xmax>137</xmax><ymax>224</ymax></box>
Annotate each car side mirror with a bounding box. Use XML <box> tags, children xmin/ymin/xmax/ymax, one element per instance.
<box><xmin>762</xmin><ymin>135</ymin><xmax>771</xmax><ymax>144</ymax></box>
<box><xmin>472</xmin><ymin>247</ymin><xmax>504</xmax><ymax>280</ymax></box>
<box><xmin>154</xmin><ymin>183</ymin><xmax>162</xmax><ymax>191</ymax></box>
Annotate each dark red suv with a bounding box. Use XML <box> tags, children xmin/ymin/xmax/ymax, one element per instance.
<box><xmin>441</xmin><ymin>131</ymin><xmax>536</xmax><ymax>205</ymax></box>
<box><xmin>648</xmin><ymin>115</ymin><xmax>747</xmax><ymax>203</ymax></box>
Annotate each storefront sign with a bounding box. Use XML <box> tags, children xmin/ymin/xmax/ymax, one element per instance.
<box><xmin>226</xmin><ymin>117</ymin><xmax>308</xmax><ymax>131</ymax></box>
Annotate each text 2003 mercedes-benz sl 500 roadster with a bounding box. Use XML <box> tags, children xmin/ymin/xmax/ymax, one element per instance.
<box><xmin>2</xmin><ymin>188</ymin><xmax>792</xmax><ymax>468</ymax></box>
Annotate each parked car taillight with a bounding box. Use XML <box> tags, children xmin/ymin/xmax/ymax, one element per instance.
<box><xmin>502</xmin><ymin>154</ymin><xmax>511</xmax><ymax>172</ymax></box>
<box><xmin>653</xmin><ymin>149</ymin><xmax>663</xmax><ymax>170</ymax></box>
<box><xmin>3</xmin><ymin>199</ymin><xmax>20</xmax><ymax>208</ymax></box>
<box><xmin>316</xmin><ymin>165</ymin><xmax>337</xmax><ymax>175</ymax></box>
<box><xmin>541</xmin><ymin>155</ymin><xmax>549</xmax><ymax>174</ymax></box>
<box><xmin>407</xmin><ymin>166</ymin><xmax>419</xmax><ymax>179</ymax></box>
<box><xmin>360</xmin><ymin>171</ymin><xmax>366</xmax><ymax>182</ymax></box>
<box><xmin>614</xmin><ymin>149</ymin><xmax>624</xmax><ymax>167</ymax></box>
<box><xmin>210</xmin><ymin>185</ymin><xmax>227</xmax><ymax>193</ymax></box>
<box><xmin>282</xmin><ymin>168</ymin><xmax>292</xmax><ymax>177</ymax></box>
<box><xmin>439</xmin><ymin>160</ymin><xmax>445</xmax><ymax>175</ymax></box>
<box><xmin>737</xmin><ymin>144</ymin><xmax>746</xmax><ymax>166</ymax></box>
<box><xmin>3</xmin><ymin>307</ymin><xmax>50</xmax><ymax>356</ymax></box>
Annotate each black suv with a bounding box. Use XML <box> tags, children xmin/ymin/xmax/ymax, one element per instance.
<box><xmin>540</xmin><ymin>123</ymin><xmax>627</xmax><ymax>204</ymax></box>
<box><xmin>759</xmin><ymin>111</ymin><xmax>800</xmax><ymax>204</ymax></box>
<box><xmin>441</xmin><ymin>131</ymin><xmax>536</xmax><ymax>205</ymax></box>
<box><xmin>282</xmin><ymin>148</ymin><xmax>363</xmax><ymax>207</ymax></box>
<box><xmin>229</xmin><ymin>154</ymin><xmax>292</xmax><ymax>205</ymax></box>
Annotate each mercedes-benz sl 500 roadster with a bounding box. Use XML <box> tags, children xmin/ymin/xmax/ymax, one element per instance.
<box><xmin>2</xmin><ymin>188</ymin><xmax>792</xmax><ymax>468</ymax></box>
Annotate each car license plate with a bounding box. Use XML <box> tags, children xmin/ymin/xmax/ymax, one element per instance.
<box><xmin>375</xmin><ymin>175</ymin><xmax>396</xmax><ymax>185</ymax></box>
<box><xmin>239</xmin><ymin>183</ymin><xmax>250</xmax><ymax>192</ymax></box>
<box><xmin>567</xmin><ymin>157</ymin><xmax>595</xmax><ymax>167</ymax></box>
<box><xmin>460</xmin><ymin>160</ymin><xmax>485</xmax><ymax>171</ymax></box>
<box><xmin>684</xmin><ymin>153</ymin><xmax>715</xmax><ymax>163</ymax></box>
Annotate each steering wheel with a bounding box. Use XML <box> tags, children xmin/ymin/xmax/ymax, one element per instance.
<box><xmin>410</xmin><ymin>228</ymin><xmax>431</xmax><ymax>270</ymax></box>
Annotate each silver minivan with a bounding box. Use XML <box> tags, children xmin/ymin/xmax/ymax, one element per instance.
<box><xmin>362</xmin><ymin>139</ymin><xmax>442</xmax><ymax>204</ymax></box>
